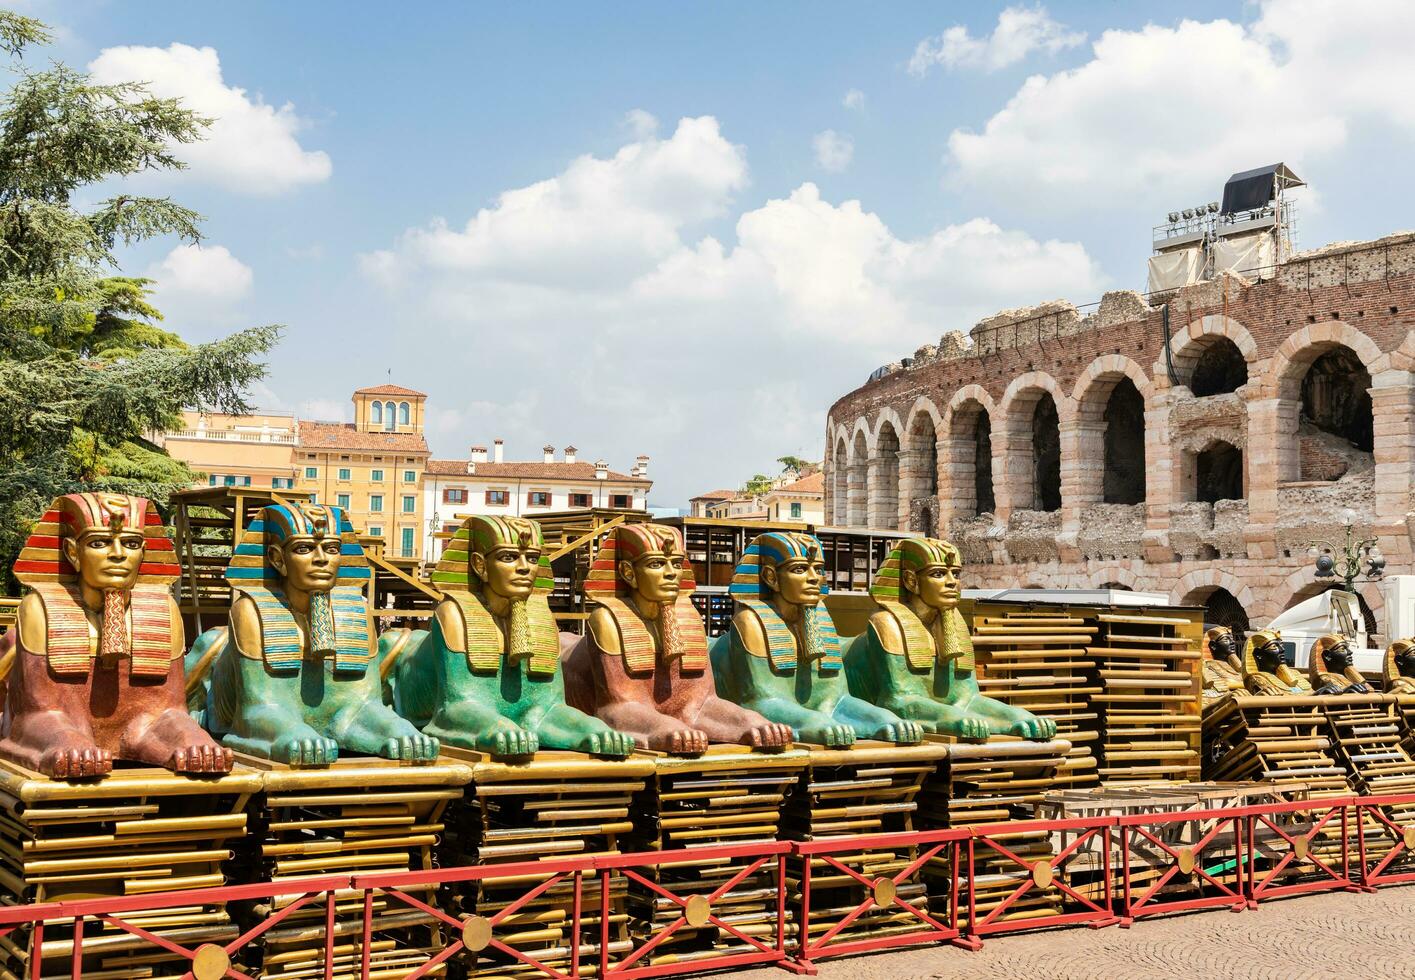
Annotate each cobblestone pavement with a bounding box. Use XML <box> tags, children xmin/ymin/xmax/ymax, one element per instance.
<box><xmin>732</xmin><ymin>886</ymin><xmax>1415</xmax><ymax>979</ymax></box>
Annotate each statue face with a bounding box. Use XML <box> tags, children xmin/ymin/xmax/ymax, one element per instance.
<box><xmin>1397</xmin><ymin>648</ymin><xmax>1415</xmax><ymax>678</ymax></box>
<box><xmin>474</xmin><ymin>545</ymin><xmax>539</xmax><ymax>600</ymax></box>
<box><xmin>63</xmin><ymin>529</ymin><xmax>146</xmax><ymax>592</ymax></box>
<box><xmin>763</xmin><ymin>557</ymin><xmax>825</xmax><ymax>607</ymax></box>
<box><xmin>1211</xmin><ymin>632</ymin><xmax>1235</xmax><ymax>658</ymax></box>
<box><xmin>622</xmin><ymin>554</ymin><xmax>682</xmax><ymax>604</ymax></box>
<box><xmin>904</xmin><ymin>563</ymin><xmax>961</xmax><ymax>610</ymax></box>
<box><xmin>270</xmin><ymin>535</ymin><xmax>342</xmax><ymax>593</ymax></box>
<box><xmin>1255</xmin><ymin>639</ymin><xmax>1284</xmax><ymax>669</ymax></box>
<box><xmin>1325</xmin><ymin>641</ymin><xmax>1352</xmax><ymax>669</ymax></box>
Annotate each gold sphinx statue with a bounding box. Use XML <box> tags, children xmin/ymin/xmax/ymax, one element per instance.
<box><xmin>1242</xmin><ymin>629</ymin><xmax>1311</xmax><ymax>696</ymax></box>
<box><xmin>1201</xmin><ymin>626</ymin><xmax>1246</xmax><ymax>705</ymax></box>
<box><xmin>1308</xmin><ymin>633</ymin><xmax>1373</xmax><ymax>696</ymax></box>
<box><xmin>1385</xmin><ymin>638</ymin><xmax>1415</xmax><ymax>696</ymax></box>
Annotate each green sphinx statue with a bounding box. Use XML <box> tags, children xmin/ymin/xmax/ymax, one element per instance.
<box><xmin>192</xmin><ymin>502</ymin><xmax>438</xmax><ymax>767</ymax></box>
<box><xmin>389</xmin><ymin>515</ymin><xmax>635</xmax><ymax>758</ymax></box>
<box><xmin>843</xmin><ymin>537</ymin><xmax>1057</xmax><ymax>741</ymax></box>
<box><xmin>709</xmin><ymin>531</ymin><xmax>922</xmax><ymax>749</ymax></box>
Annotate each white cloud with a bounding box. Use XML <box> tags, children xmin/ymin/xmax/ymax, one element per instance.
<box><xmin>842</xmin><ymin>88</ymin><xmax>866</xmax><ymax>110</ymax></box>
<box><xmin>148</xmin><ymin>244</ymin><xmax>253</xmax><ymax>301</ymax></box>
<box><xmin>362</xmin><ymin>117</ymin><xmax>1103</xmax><ymax>504</ymax></box>
<box><xmin>623</xmin><ymin>108</ymin><xmax>659</xmax><ymax>139</ymax></box>
<box><xmin>88</xmin><ymin>43</ymin><xmax>331</xmax><ymax>195</ymax></box>
<box><xmin>812</xmin><ymin>130</ymin><xmax>854</xmax><ymax>173</ymax></box>
<box><xmin>946</xmin><ymin>0</ymin><xmax>1415</xmax><ymax>209</ymax></box>
<box><xmin>910</xmin><ymin>5</ymin><xmax>1084</xmax><ymax>76</ymax></box>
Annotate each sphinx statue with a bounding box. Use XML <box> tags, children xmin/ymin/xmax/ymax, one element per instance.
<box><xmin>709</xmin><ymin>531</ymin><xmax>923</xmax><ymax>748</ymax></box>
<box><xmin>843</xmin><ymin>537</ymin><xmax>1056</xmax><ymax>740</ymax></box>
<box><xmin>563</xmin><ymin>523</ymin><xmax>792</xmax><ymax>755</ymax></box>
<box><xmin>1241</xmin><ymin>628</ymin><xmax>1312</xmax><ymax>696</ymax></box>
<box><xmin>193</xmin><ymin>502</ymin><xmax>438</xmax><ymax>767</ymax></box>
<box><xmin>391</xmin><ymin>515</ymin><xmax>634</xmax><ymax>758</ymax></box>
<box><xmin>1384</xmin><ymin>639</ymin><xmax>1415</xmax><ymax>695</ymax></box>
<box><xmin>1308</xmin><ymin>633</ymin><xmax>1373</xmax><ymax>696</ymax></box>
<box><xmin>0</xmin><ymin>493</ymin><xmax>231</xmax><ymax>777</ymax></box>
<box><xmin>1201</xmin><ymin>626</ymin><xmax>1247</xmax><ymax>705</ymax></box>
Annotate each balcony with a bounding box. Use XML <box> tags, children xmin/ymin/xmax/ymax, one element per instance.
<box><xmin>168</xmin><ymin>429</ymin><xmax>296</xmax><ymax>445</ymax></box>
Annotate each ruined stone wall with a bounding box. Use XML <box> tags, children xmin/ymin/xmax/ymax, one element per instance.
<box><xmin>823</xmin><ymin>232</ymin><xmax>1415</xmax><ymax>632</ymax></box>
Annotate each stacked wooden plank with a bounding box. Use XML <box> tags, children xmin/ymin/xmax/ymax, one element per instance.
<box><xmin>0</xmin><ymin>761</ymin><xmax>260</xmax><ymax>979</ymax></box>
<box><xmin>621</xmin><ymin>747</ymin><xmax>809</xmax><ymax>968</ymax></box>
<box><xmin>969</xmin><ymin>604</ymin><xmax>1100</xmax><ymax>788</ymax></box>
<box><xmin>918</xmin><ymin>737</ymin><xmax>1073</xmax><ymax>925</ymax></box>
<box><xmin>235</xmin><ymin>755</ymin><xmax>472</xmax><ymax>980</ymax></box>
<box><xmin>441</xmin><ymin>750</ymin><xmax>654</xmax><ymax>979</ymax></box>
<box><xmin>1320</xmin><ymin>696</ymin><xmax>1415</xmax><ymax>875</ymax></box>
<box><xmin>784</xmin><ymin>742</ymin><xmax>948</xmax><ymax>950</ymax></box>
<box><xmin>1088</xmin><ymin>612</ymin><xmax>1203</xmax><ymax>783</ymax></box>
<box><xmin>1202</xmin><ymin>696</ymin><xmax>1349</xmax><ymax>795</ymax></box>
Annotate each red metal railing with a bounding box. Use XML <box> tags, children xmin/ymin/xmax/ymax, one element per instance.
<box><xmin>3</xmin><ymin>795</ymin><xmax>1415</xmax><ymax>978</ymax></box>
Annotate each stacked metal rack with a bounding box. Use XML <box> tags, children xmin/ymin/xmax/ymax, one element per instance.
<box><xmin>1088</xmin><ymin>612</ymin><xmax>1203</xmax><ymax>783</ymax></box>
<box><xmin>621</xmin><ymin>747</ymin><xmax>809</xmax><ymax>968</ymax></box>
<box><xmin>1202</xmin><ymin>696</ymin><xmax>1349</xmax><ymax>795</ymax></box>
<box><xmin>439</xmin><ymin>749</ymin><xmax>654</xmax><ymax>978</ymax></box>
<box><xmin>232</xmin><ymin>755</ymin><xmax>472</xmax><ymax>980</ymax></box>
<box><xmin>782</xmin><ymin>743</ymin><xmax>948</xmax><ymax>950</ymax></box>
<box><xmin>968</xmin><ymin>604</ymin><xmax>1100</xmax><ymax>789</ymax></box>
<box><xmin>0</xmin><ymin>761</ymin><xmax>260</xmax><ymax>979</ymax></box>
<box><xmin>1320</xmin><ymin>697</ymin><xmax>1415</xmax><ymax>877</ymax></box>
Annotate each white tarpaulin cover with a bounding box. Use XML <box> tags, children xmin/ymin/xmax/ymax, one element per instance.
<box><xmin>1147</xmin><ymin>247</ymin><xmax>1202</xmax><ymax>293</ymax></box>
<box><xmin>1211</xmin><ymin>232</ymin><xmax>1274</xmax><ymax>277</ymax></box>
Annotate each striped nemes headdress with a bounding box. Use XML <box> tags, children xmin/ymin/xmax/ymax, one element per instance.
<box><xmin>1384</xmin><ymin>639</ymin><xmax>1415</xmax><ymax>690</ymax></box>
<box><xmin>1241</xmin><ymin>628</ymin><xmax>1282</xmax><ymax>679</ymax></box>
<box><xmin>1308</xmin><ymin>632</ymin><xmax>1349</xmax><ymax>684</ymax></box>
<box><xmin>868</xmin><ymin>537</ymin><xmax>973</xmax><ymax>672</ymax></box>
<box><xmin>431</xmin><ymin>515</ymin><xmax>559</xmax><ymax>676</ymax></box>
<box><xmin>1203</xmin><ymin>626</ymin><xmax>1233</xmax><ymax>660</ymax></box>
<box><xmin>729</xmin><ymin>532</ymin><xmax>841</xmax><ymax>672</ymax></box>
<box><xmin>226</xmin><ymin>503</ymin><xmax>371</xmax><ymax>674</ymax></box>
<box><xmin>584</xmin><ymin>523</ymin><xmax>708</xmax><ymax>674</ymax></box>
<box><xmin>14</xmin><ymin>493</ymin><xmax>178</xmax><ymax>677</ymax></box>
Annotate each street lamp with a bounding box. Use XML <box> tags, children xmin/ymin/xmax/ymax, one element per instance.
<box><xmin>1308</xmin><ymin>509</ymin><xmax>1384</xmax><ymax>592</ymax></box>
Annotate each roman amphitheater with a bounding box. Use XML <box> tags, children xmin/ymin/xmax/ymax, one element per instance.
<box><xmin>823</xmin><ymin>229</ymin><xmax>1415</xmax><ymax>642</ymax></box>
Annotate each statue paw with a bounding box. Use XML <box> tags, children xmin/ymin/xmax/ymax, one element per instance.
<box><xmin>384</xmin><ymin>734</ymin><xmax>441</xmax><ymax>764</ymax></box>
<box><xmin>960</xmin><ymin>716</ymin><xmax>990</xmax><ymax>741</ymax></box>
<box><xmin>585</xmin><ymin>731</ymin><xmax>634</xmax><ymax>757</ymax></box>
<box><xmin>168</xmin><ymin>743</ymin><xmax>235</xmax><ymax>774</ymax></box>
<box><xmin>748</xmin><ymin>723</ymin><xmax>793</xmax><ymax>749</ymax></box>
<box><xmin>665</xmin><ymin>729</ymin><xmax>709</xmax><ymax>756</ymax></box>
<box><xmin>41</xmin><ymin>745</ymin><xmax>112</xmax><ymax>780</ymax></box>
<box><xmin>882</xmin><ymin>722</ymin><xmax>923</xmax><ymax>745</ymax></box>
<box><xmin>275</xmin><ymin>735</ymin><xmax>339</xmax><ymax>768</ymax></box>
<box><xmin>1017</xmin><ymin>716</ymin><xmax>1057</xmax><ymax>741</ymax></box>
<box><xmin>822</xmin><ymin>725</ymin><xmax>855</xmax><ymax>749</ymax></box>
<box><xmin>487</xmin><ymin>728</ymin><xmax>537</xmax><ymax>758</ymax></box>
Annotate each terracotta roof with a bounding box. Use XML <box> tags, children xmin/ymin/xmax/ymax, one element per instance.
<box><xmin>690</xmin><ymin>488</ymin><xmax>739</xmax><ymax>501</ymax></box>
<box><xmin>297</xmin><ymin>420</ymin><xmax>430</xmax><ymax>454</ymax></box>
<box><xmin>773</xmin><ymin>472</ymin><xmax>824</xmax><ymax>495</ymax></box>
<box><xmin>354</xmin><ymin>383</ymin><xmax>427</xmax><ymax>397</ymax></box>
<box><xmin>425</xmin><ymin>458</ymin><xmax>650</xmax><ymax>484</ymax></box>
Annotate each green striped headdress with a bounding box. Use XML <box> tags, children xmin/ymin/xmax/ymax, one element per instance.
<box><xmin>869</xmin><ymin>537</ymin><xmax>972</xmax><ymax>671</ymax></box>
<box><xmin>431</xmin><ymin>515</ymin><xmax>559</xmax><ymax>675</ymax></box>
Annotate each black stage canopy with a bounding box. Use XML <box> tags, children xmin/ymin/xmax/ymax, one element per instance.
<box><xmin>1221</xmin><ymin>163</ymin><xmax>1304</xmax><ymax>216</ymax></box>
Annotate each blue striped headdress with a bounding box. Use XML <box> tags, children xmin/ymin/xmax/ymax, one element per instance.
<box><xmin>225</xmin><ymin>503</ymin><xmax>371</xmax><ymax>673</ymax></box>
<box><xmin>729</xmin><ymin>532</ymin><xmax>840</xmax><ymax>672</ymax></box>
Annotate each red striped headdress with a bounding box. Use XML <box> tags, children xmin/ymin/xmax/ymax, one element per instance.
<box><xmin>584</xmin><ymin>523</ymin><xmax>707</xmax><ymax>673</ymax></box>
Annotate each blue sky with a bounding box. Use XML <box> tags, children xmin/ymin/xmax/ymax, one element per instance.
<box><xmin>25</xmin><ymin>0</ymin><xmax>1415</xmax><ymax>505</ymax></box>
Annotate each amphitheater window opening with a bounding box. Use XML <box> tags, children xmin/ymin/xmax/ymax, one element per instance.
<box><xmin>1190</xmin><ymin>337</ymin><xmax>1248</xmax><ymax>397</ymax></box>
<box><xmin>912</xmin><ymin>501</ymin><xmax>937</xmax><ymax>535</ymax></box>
<box><xmin>908</xmin><ymin>416</ymin><xmax>939</xmax><ymax>499</ymax></box>
<box><xmin>1031</xmin><ymin>394</ymin><xmax>1061</xmax><ymax>512</ymax></box>
<box><xmin>1196</xmin><ymin>441</ymin><xmax>1244</xmax><ymax>503</ymax></box>
<box><xmin>875</xmin><ymin>422</ymin><xmax>901</xmax><ymax>530</ymax></box>
<box><xmin>974</xmin><ymin>412</ymin><xmax>995</xmax><ymax>515</ymax></box>
<box><xmin>1300</xmin><ymin>346</ymin><xmax>1373</xmax><ymax>452</ymax></box>
<box><xmin>1196</xmin><ymin>586</ymin><xmax>1250</xmax><ymax>649</ymax></box>
<box><xmin>832</xmin><ymin>440</ymin><xmax>849</xmax><ymax>524</ymax></box>
<box><xmin>1102</xmin><ymin>378</ymin><xmax>1146</xmax><ymax>504</ymax></box>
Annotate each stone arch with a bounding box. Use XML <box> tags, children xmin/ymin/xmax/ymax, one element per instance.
<box><xmin>901</xmin><ymin>397</ymin><xmax>943</xmax><ymax>533</ymax></box>
<box><xmin>848</xmin><ymin>416</ymin><xmax>875</xmax><ymax>457</ymax></box>
<box><xmin>1000</xmin><ymin>373</ymin><xmax>1069</xmax><ymax>513</ymax></box>
<box><xmin>870</xmin><ymin>419</ymin><xmax>901</xmax><ymax>529</ymax></box>
<box><xmin>942</xmin><ymin>388</ymin><xmax>995</xmax><ymax>524</ymax></box>
<box><xmin>1167</xmin><ymin>314</ymin><xmax>1259</xmax><ymax>388</ymax></box>
<box><xmin>1173</xmin><ymin>567</ymin><xmax>1257</xmax><ymax>615</ymax></box>
<box><xmin>830</xmin><ymin>434</ymin><xmax>849</xmax><ymax>524</ymax></box>
<box><xmin>847</xmin><ymin>430</ymin><xmax>869</xmax><ymax>526</ymax></box>
<box><xmin>870</xmin><ymin>406</ymin><xmax>905</xmax><ymax>448</ymax></box>
<box><xmin>1087</xmin><ymin>565</ymin><xmax>1141</xmax><ymax>591</ymax></box>
<box><xmin>1072</xmin><ymin>356</ymin><xmax>1152</xmax><ymax>507</ymax></box>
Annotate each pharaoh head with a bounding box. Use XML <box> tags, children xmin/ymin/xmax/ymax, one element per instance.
<box><xmin>1311</xmin><ymin>633</ymin><xmax>1353</xmax><ymax>673</ymax></box>
<box><xmin>265</xmin><ymin>504</ymin><xmax>343</xmax><ymax>594</ymax></box>
<box><xmin>57</xmin><ymin>495</ymin><xmax>149</xmax><ymax>595</ymax></box>
<box><xmin>1244</xmin><ymin>629</ymin><xmax>1285</xmax><ymax>675</ymax></box>
<box><xmin>893</xmin><ymin>538</ymin><xmax>962</xmax><ymax>611</ymax></box>
<box><xmin>468</xmin><ymin>516</ymin><xmax>543</xmax><ymax>602</ymax></box>
<box><xmin>614</xmin><ymin>524</ymin><xmax>685</xmax><ymax>605</ymax></box>
<box><xmin>751</xmin><ymin>532</ymin><xmax>826</xmax><ymax>608</ymax></box>
<box><xmin>1205</xmin><ymin>626</ymin><xmax>1236</xmax><ymax>661</ymax></box>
